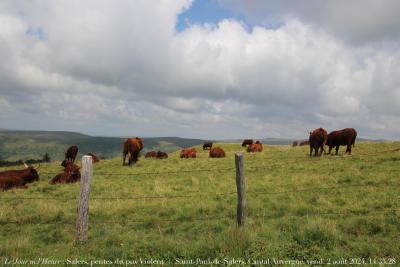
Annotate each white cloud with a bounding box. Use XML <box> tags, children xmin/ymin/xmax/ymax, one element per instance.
<box><xmin>219</xmin><ymin>0</ymin><xmax>400</xmax><ymax>44</ymax></box>
<box><xmin>0</xmin><ymin>1</ymin><xmax>399</xmax><ymax>139</ymax></box>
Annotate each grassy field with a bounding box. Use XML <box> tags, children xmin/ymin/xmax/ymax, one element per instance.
<box><xmin>0</xmin><ymin>142</ymin><xmax>399</xmax><ymax>266</ymax></box>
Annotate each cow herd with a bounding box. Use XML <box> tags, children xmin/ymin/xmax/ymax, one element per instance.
<box><xmin>0</xmin><ymin>128</ymin><xmax>357</xmax><ymax>190</ymax></box>
<box><xmin>308</xmin><ymin>127</ymin><xmax>357</xmax><ymax>156</ymax></box>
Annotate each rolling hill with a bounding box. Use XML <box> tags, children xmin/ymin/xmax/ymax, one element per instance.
<box><xmin>0</xmin><ymin>130</ymin><xmax>205</xmax><ymax>161</ymax></box>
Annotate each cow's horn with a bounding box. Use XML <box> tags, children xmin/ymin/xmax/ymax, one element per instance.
<box><xmin>34</xmin><ymin>163</ymin><xmax>41</xmax><ymax>170</ymax></box>
<box><xmin>23</xmin><ymin>162</ymin><xmax>29</xmax><ymax>168</ymax></box>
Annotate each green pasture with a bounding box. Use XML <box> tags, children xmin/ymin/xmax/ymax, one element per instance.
<box><xmin>0</xmin><ymin>142</ymin><xmax>399</xmax><ymax>265</ymax></box>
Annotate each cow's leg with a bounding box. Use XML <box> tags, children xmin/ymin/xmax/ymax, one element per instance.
<box><xmin>310</xmin><ymin>146</ymin><xmax>313</xmax><ymax>156</ymax></box>
<box><xmin>122</xmin><ymin>153</ymin><xmax>126</xmax><ymax>166</ymax></box>
<box><xmin>328</xmin><ymin>146</ymin><xmax>332</xmax><ymax>154</ymax></box>
<box><xmin>346</xmin><ymin>144</ymin><xmax>352</xmax><ymax>155</ymax></box>
<box><xmin>335</xmin><ymin>146</ymin><xmax>339</xmax><ymax>155</ymax></box>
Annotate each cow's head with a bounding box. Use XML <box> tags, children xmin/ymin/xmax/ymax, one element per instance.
<box><xmin>23</xmin><ymin>163</ymin><xmax>40</xmax><ymax>182</ymax></box>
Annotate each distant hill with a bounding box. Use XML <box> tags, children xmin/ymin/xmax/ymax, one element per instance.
<box><xmin>0</xmin><ymin>130</ymin><xmax>204</xmax><ymax>161</ymax></box>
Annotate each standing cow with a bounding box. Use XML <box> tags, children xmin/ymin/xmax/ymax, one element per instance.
<box><xmin>203</xmin><ymin>142</ymin><xmax>213</xmax><ymax>150</ymax></box>
<box><xmin>123</xmin><ymin>137</ymin><xmax>144</xmax><ymax>166</ymax></box>
<box><xmin>309</xmin><ymin>128</ymin><xmax>328</xmax><ymax>156</ymax></box>
<box><xmin>65</xmin><ymin>145</ymin><xmax>79</xmax><ymax>162</ymax></box>
<box><xmin>326</xmin><ymin>128</ymin><xmax>357</xmax><ymax>155</ymax></box>
<box><xmin>242</xmin><ymin>139</ymin><xmax>253</xmax><ymax>147</ymax></box>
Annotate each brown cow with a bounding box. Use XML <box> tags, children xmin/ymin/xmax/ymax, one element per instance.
<box><xmin>241</xmin><ymin>139</ymin><xmax>253</xmax><ymax>147</ymax></box>
<box><xmin>292</xmin><ymin>141</ymin><xmax>298</xmax><ymax>147</ymax></box>
<box><xmin>63</xmin><ymin>162</ymin><xmax>80</xmax><ymax>172</ymax></box>
<box><xmin>247</xmin><ymin>142</ymin><xmax>263</xmax><ymax>152</ymax></box>
<box><xmin>145</xmin><ymin>151</ymin><xmax>157</xmax><ymax>158</ymax></box>
<box><xmin>326</xmin><ymin>128</ymin><xmax>357</xmax><ymax>155</ymax></box>
<box><xmin>156</xmin><ymin>151</ymin><xmax>168</xmax><ymax>159</ymax></box>
<box><xmin>86</xmin><ymin>153</ymin><xmax>100</xmax><ymax>163</ymax></box>
<box><xmin>203</xmin><ymin>142</ymin><xmax>213</xmax><ymax>150</ymax></box>
<box><xmin>50</xmin><ymin>166</ymin><xmax>81</xmax><ymax>185</ymax></box>
<box><xmin>209</xmin><ymin>147</ymin><xmax>226</xmax><ymax>158</ymax></box>
<box><xmin>309</xmin><ymin>128</ymin><xmax>328</xmax><ymax>156</ymax></box>
<box><xmin>180</xmin><ymin>148</ymin><xmax>197</xmax><ymax>158</ymax></box>
<box><xmin>123</xmin><ymin>137</ymin><xmax>144</xmax><ymax>166</ymax></box>
<box><xmin>65</xmin><ymin>145</ymin><xmax>79</xmax><ymax>162</ymax></box>
<box><xmin>0</xmin><ymin>164</ymin><xmax>40</xmax><ymax>190</ymax></box>
<box><xmin>299</xmin><ymin>140</ymin><xmax>310</xmax><ymax>146</ymax></box>
<box><xmin>0</xmin><ymin>176</ymin><xmax>27</xmax><ymax>190</ymax></box>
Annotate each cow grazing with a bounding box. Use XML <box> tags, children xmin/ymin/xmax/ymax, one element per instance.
<box><xmin>65</xmin><ymin>145</ymin><xmax>79</xmax><ymax>162</ymax></box>
<box><xmin>292</xmin><ymin>141</ymin><xmax>298</xmax><ymax>147</ymax></box>
<box><xmin>156</xmin><ymin>151</ymin><xmax>168</xmax><ymax>159</ymax></box>
<box><xmin>145</xmin><ymin>151</ymin><xmax>157</xmax><ymax>158</ymax></box>
<box><xmin>203</xmin><ymin>142</ymin><xmax>213</xmax><ymax>150</ymax></box>
<box><xmin>309</xmin><ymin>128</ymin><xmax>328</xmax><ymax>156</ymax></box>
<box><xmin>50</xmin><ymin>165</ymin><xmax>81</xmax><ymax>185</ymax></box>
<box><xmin>86</xmin><ymin>153</ymin><xmax>100</xmax><ymax>163</ymax></box>
<box><xmin>326</xmin><ymin>128</ymin><xmax>357</xmax><ymax>155</ymax></box>
<box><xmin>180</xmin><ymin>148</ymin><xmax>197</xmax><ymax>158</ymax></box>
<box><xmin>123</xmin><ymin>137</ymin><xmax>144</xmax><ymax>166</ymax></box>
<box><xmin>241</xmin><ymin>139</ymin><xmax>254</xmax><ymax>147</ymax></box>
<box><xmin>299</xmin><ymin>140</ymin><xmax>310</xmax><ymax>146</ymax></box>
<box><xmin>209</xmin><ymin>147</ymin><xmax>226</xmax><ymax>158</ymax></box>
<box><xmin>0</xmin><ymin>164</ymin><xmax>40</xmax><ymax>190</ymax></box>
<box><xmin>247</xmin><ymin>142</ymin><xmax>263</xmax><ymax>152</ymax></box>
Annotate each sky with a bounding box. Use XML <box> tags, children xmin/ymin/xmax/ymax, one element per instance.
<box><xmin>0</xmin><ymin>0</ymin><xmax>399</xmax><ymax>139</ymax></box>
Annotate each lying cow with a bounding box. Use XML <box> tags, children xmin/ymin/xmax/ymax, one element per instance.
<box><xmin>209</xmin><ymin>147</ymin><xmax>226</xmax><ymax>158</ymax></box>
<box><xmin>0</xmin><ymin>176</ymin><xmax>27</xmax><ymax>190</ymax></box>
<box><xmin>156</xmin><ymin>151</ymin><xmax>168</xmax><ymax>159</ymax></box>
<box><xmin>145</xmin><ymin>151</ymin><xmax>157</xmax><ymax>158</ymax></box>
<box><xmin>299</xmin><ymin>140</ymin><xmax>309</xmax><ymax>146</ymax></box>
<box><xmin>50</xmin><ymin>163</ymin><xmax>81</xmax><ymax>185</ymax></box>
<box><xmin>86</xmin><ymin>153</ymin><xmax>100</xmax><ymax>163</ymax></box>
<box><xmin>0</xmin><ymin>163</ymin><xmax>40</xmax><ymax>190</ymax></box>
<box><xmin>180</xmin><ymin>148</ymin><xmax>196</xmax><ymax>158</ymax></box>
<box><xmin>247</xmin><ymin>142</ymin><xmax>263</xmax><ymax>152</ymax></box>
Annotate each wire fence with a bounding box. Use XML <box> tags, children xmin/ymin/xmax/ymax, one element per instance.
<box><xmin>0</xmin><ymin>148</ymin><xmax>399</xmax><ymax>238</ymax></box>
<box><xmin>1</xmin><ymin>208</ymin><xmax>398</xmax><ymax>226</ymax></box>
<box><xmin>1</xmin><ymin>181</ymin><xmax>399</xmax><ymax>201</ymax></box>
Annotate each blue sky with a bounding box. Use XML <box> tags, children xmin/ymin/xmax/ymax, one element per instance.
<box><xmin>176</xmin><ymin>0</ymin><xmax>247</xmax><ymax>31</ymax></box>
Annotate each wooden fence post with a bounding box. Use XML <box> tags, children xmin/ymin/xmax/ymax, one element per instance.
<box><xmin>76</xmin><ymin>155</ymin><xmax>93</xmax><ymax>243</ymax></box>
<box><xmin>235</xmin><ymin>152</ymin><xmax>246</xmax><ymax>226</ymax></box>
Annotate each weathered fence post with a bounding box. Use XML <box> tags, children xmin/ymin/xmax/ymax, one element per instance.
<box><xmin>76</xmin><ymin>155</ymin><xmax>93</xmax><ymax>243</ymax></box>
<box><xmin>235</xmin><ymin>152</ymin><xmax>246</xmax><ymax>226</ymax></box>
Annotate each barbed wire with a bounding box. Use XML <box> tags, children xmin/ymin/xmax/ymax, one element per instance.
<box><xmin>1</xmin><ymin>208</ymin><xmax>398</xmax><ymax>226</ymax></box>
<box><xmin>1</xmin><ymin>182</ymin><xmax>398</xmax><ymax>201</ymax></box>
